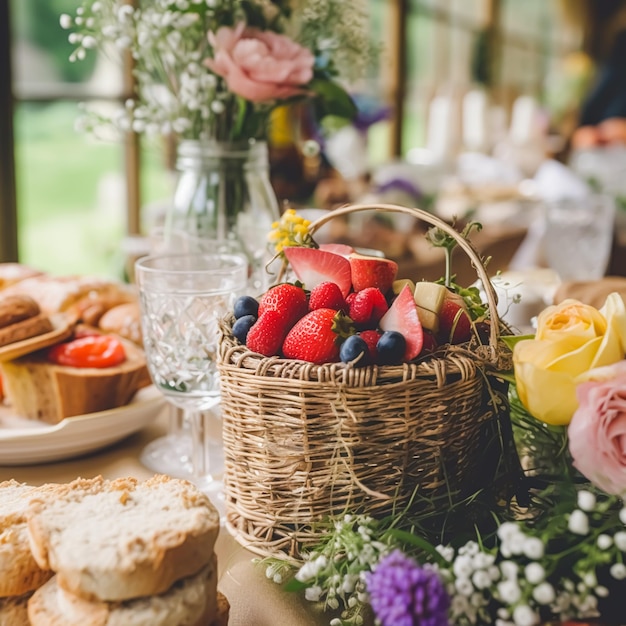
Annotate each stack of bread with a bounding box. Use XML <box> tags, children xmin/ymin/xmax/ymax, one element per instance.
<box><xmin>0</xmin><ymin>475</ymin><xmax>229</xmax><ymax>626</ymax></box>
<box><xmin>0</xmin><ymin>480</ymin><xmax>53</xmax><ymax>625</ymax></box>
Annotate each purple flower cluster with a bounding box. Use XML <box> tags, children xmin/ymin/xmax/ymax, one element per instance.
<box><xmin>366</xmin><ymin>550</ymin><xmax>450</xmax><ymax>626</ymax></box>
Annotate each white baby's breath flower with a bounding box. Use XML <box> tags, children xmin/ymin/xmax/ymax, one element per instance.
<box><xmin>436</xmin><ymin>544</ymin><xmax>454</xmax><ymax>562</ymax></box>
<box><xmin>583</xmin><ymin>571</ymin><xmax>597</xmax><ymax>588</ymax></box>
<box><xmin>472</xmin><ymin>570</ymin><xmax>492</xmax><ymax>590</ymax></box>
<box><xmin>454</xmin><ymin>577</ymin><xmax>474</xmax><ymax>597</ymax></box>
<box><xmin>499</xmin><ymin>560</ymin><xmax>519</xmax><ymax>580</ymax></box>
<box><xmin>532</xmin><ymin>582</ymin><xmax>555</xmax><ymax>605</ymax></box>
<box><xmin>522</xmin><ymin>537</ymin><xmax>544</xmax><ymax>560</ymax></box>
<box><xmin>497</xmin><ymin>579</ymin><xmax>521</xmax><ymax>604</ymax></box>
<box><xmin>597</xmin><ymin>533</ymin><xmax>613</xmax><ymax>550</ymax></box>
<box><xmin>512</xmin><ymin>604</ymin><xmax>539</xmax><ymax>626</ymax></box>
<box><xmin>568</xmin><ymin>509</ymin><xmax>589</xmax><ymax>535</ymax></box>
<box><xmin>620</xmin><ymin>507</ymin><xmax>626</xmax><ymax>525</ymax></box>
<box><xmin>615</xmin><ymin>530</ymin><xmax>626</xmax><ymax>551</ymax></box>
<box><xmin>81</xmin><ymin>35</ymin><xmax>97</xmax><ymax>49</ymax></box>
<box><xmin>610</xmin><ymin>563</ymin><xmax>626</xmax><ymax>579</ymax></box>
<box><xmin>453</xmin><ymin>555</ymin><xmax>473</xmax><ymax>578</ymax></box>
<box><xmin>304</xmin><ymin>585</ymin><xmax>323</xmax><ymax>602</ymax></box>
<box><xmin>524</xmin><ymin>562</ymin><xmax>545</xmax><ymax>584</ymax></box>
<box><xmin>60</xmin><ymin>14</ymin><xmax>72</xmax><ymax>29</ymax></box>
<box><xmin>577</xmin><ymin>490</ymin><xmax>596</xmax><ymax>511</ymax></box>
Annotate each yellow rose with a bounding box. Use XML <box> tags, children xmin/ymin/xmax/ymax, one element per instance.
<box><xmin>513</xmin><ymin>293</ymin><xmax>626</xmax><ymax>425</ymax></box>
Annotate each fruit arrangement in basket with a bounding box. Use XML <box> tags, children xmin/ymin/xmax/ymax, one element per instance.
<box><xmin>229</xmin><ymin>208</ymin><xmax>493</xmax><ymax>367</ymax></box>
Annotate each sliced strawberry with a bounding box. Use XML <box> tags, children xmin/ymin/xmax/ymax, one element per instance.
<box><xmin>379</xmin><ymin>285</ymin><xmax>424</xmax><ymax>361</ymax></box>
<box><xmin>421</xmin><ymin>329</ymin><xmax>438</xmax><ymax>353</ymax></box>
<box><xmin>319</xmin><ymin>243</ymin><xmax>355</xmax><ymax>257</ymax></box>
<box><xmin>438</xmin><ymin>299</ymin><xmax>472</xmax><ymax>344</ymax></box>
<box><xmin>283</xmin><ymin>247</ymin><xmax>352</xmax><ymax>297</ymax></box>
<box><xmin>348</xmin><ymin>287</ymin><xmax>389</xmax><ymax>329</ymax></box>
<box><xmin>282</xmin><ymin>309</ymin><xmax>353</xmax><ymax>364</ymax></box>
<box><xmin>309</xmin><ymin>282</ymin><xmax>347</xmax><ymax>312</ymax></box>
<box><xmin>258</xmin><ymin>283</ymin><xmax>308</xmax><ymax>328</ymax></box>
<box><xmin>246</xmin><ymin>310</ymin><xmax>288</xmax><ymax>357</ymax></box>
<box><xmin>348</xmin><ymin>252</ymin><xmax>398</xmax><ymax>294</ymax></box>
<box><xmin>359</xmin><ymin>329</ymin><xmax>382</xmax><ymax>364</ymax></box>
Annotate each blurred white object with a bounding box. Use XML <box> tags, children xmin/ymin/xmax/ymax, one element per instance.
<box><xmin>426</xmin><ymin>94</ymin><xmax>460</xmax><ymax>164</ymax></box>
<box><xmin>324</xmin><ymin>125</ymin><xmax>369</xmax><ymax>180</ymax></box>
<box><xmin>543</xmin><ymin>194</ymin><xmax>615</xmax><ymax>281</ymax></box>
<box><xmin>456</xmin><ymin>152</ymin><xmax>523</xmax><ymax>188</ymax></box>
<box><xmin>462</xmin><ymin>89</ymin><xmax>489</xmax><ymax>152</ymax></box>
<box><xmin>533</xmin><ymin>159</ymin><xmax>591</xmax><ymax>201</ymax></box>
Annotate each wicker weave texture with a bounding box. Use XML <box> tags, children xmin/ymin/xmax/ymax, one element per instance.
<box><xmin>219</xmin><ymin>332</ymin><xmax>497</xmax><ymax>558</ymax></box>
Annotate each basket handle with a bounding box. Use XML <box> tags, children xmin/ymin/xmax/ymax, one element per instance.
<box><xmin>307</xmin><ymin>203</ymin><xmax>501</xmax><ymax>354</ymax></box>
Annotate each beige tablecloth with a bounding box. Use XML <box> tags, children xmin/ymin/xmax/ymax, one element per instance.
<box><xmin>0</xmin><ymin>410</ymin><xmax>343</xmax><ymax>626</ymax></box>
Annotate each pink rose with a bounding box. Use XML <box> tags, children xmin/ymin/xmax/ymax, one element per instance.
<box><xmin>205</xmin><ymin>23</ymin><xmax>314</xmax><ymax>103</ymax></box>
<box><xmin>568</xmin><ymin>360</ymin><xmax>626</xmax><ymax>495</ymax></box>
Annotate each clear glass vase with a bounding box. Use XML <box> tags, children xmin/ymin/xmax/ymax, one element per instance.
<box><xmin>164</xmin><ymin>138</ymin><xmax>281</xmax><ymax>294</ymax></box>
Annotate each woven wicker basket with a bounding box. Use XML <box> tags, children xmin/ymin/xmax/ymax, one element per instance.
<box><xmin>217</xmin><ymin>203</ymin><xmax>510</xmax><ymax>558</ymax></box>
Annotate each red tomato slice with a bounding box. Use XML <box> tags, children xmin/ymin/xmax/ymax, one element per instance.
<box><xmin>48</xmin><ymin>335</ymin><xmax>126</xmax><ymax>369</ymax></box>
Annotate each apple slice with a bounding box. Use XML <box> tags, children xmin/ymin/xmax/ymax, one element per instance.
<box><xmin>283</xmin><ymin>247</ymin><xmax>352</xmax><ymax>297</ymax></box>
<box><xmin>413</xmin><ymin>281</ymin><xmax>448</xmax><ymax>333</ymax></box>
<box><xmin>392</xmin><ymin>278</ymin><xmax>416</xmax><ymax>295</ymax></box>
<box><xmin>349</xmin><ymin>252</ymin><xmax>398</xmax><ymax>294</ymax></box>
<box><xmin>379</xmin><ymin>285</ymin><xmax>423</xmax><ymax>361</ymax></box>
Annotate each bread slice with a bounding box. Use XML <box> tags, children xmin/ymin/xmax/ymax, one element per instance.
<box><xmin>0</xmin><ymin>480</ymin><xmax>52</xmax><ymax>597</ymax></box>
<box><xmin>0</xmin><ymin>590</ymin><xmax>31</xmax><ymax>626</ymax></box>
<box><xmin>27</xmin><ymin>475</ymin><xmax>220</xmax><ymax>602</ymax></box>
<box><xmin>28</xmin><ymin>557</ymin><xmax>218</xmax><ymax>626</ymax></box>
<box><xmin>0</xmin><ymin>337</ymin><xmax>150</xmax><ymax>424</ymax></box>
<box><xmin>0</xmin><ymin>313</ymin><xmax>54</xmax><ymax>348</ymax></box>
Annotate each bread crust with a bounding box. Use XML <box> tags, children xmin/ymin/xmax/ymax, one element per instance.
<box><xmin>27</xmin><ymin>475</ymin><xmax>220</xmax><ymax>602</ymax></box>
<box><xmin>0</xmin><ymin>314</ymin><xmax>54</xmax><ymax>349</ymax></box>
<box><xmin>98</xmin><ymin>303</ymin><xmax>143</xmax><ymax>347</ymax></box>
<box><xmin>0</xmin><ymin>295</ymin><xmax>40</xmax><ymax>329</ymax></box>
<box><xmin>28</xmin><ymin>558</ymin><xmax>218</xmax><ymax>626</ymax></box>
<box><xmin>0</xmin><ymin>590</ymin><xmax>31</xmax><ymax>626</ymax></box>
<box><xmin>0</xmin><ymin>480</ymin><xmax>52</xmax><ymax>597</ymax></box>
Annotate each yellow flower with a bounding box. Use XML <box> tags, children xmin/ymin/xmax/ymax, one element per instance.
<box><xmin>513</xmin><ymin>294</ymin><xmax>626</xmax><ymax>425</ymax></box>
<box><xmin>267</xmin><ymin>208</ymin><xmax>314</xmax><ymax>254</ymax></box>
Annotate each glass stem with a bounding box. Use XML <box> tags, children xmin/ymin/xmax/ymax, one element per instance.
<box><xmin>190</xmin><ymin>410</ymin><xmax>212</xmax><ymax>482</ymax></box>
<box><xmin>167</xmin><ymin>405</ymin><xmax>185</xmax><ymax>436</ymax></box>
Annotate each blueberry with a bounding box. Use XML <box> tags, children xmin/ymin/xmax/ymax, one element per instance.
<box><xmin>376</xmin><ymin>331</ymin><xmax>406</xmax><ymax>365</ymax></box>
<box><xmin>232</xmin><ymin>315</ymin><xmax>257</xmax><ymax>344</ymax></box>
<box><xmin>233</xmin><ymin>295</ymin><xmax>259</xmax><ymax>319</ymax></box>
<box><xmin>340</xmin><ymin>335</ymin><xmax>368</xmax><ymax>365</ymax></box>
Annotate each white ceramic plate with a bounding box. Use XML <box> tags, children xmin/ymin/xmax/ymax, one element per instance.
<box><xmin>0</xmin><ymin>385</ymin><xmax>165</xmax><ymax>465</ymax></box>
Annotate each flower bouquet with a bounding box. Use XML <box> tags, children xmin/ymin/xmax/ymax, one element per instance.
<box><xmin>61</xmin><ymin>0</ymin><xmax>372</xmax><ymax>141</ymax></box>
<box><xmin>258</xmin><ymin>285</ymin><xmax>626</xmax><ymax>625</ymax></box>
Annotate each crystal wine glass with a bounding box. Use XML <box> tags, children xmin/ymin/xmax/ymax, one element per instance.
<box><xmin>135</xmin><ymin>252</ymin><xmax>247</xmax><ymax>503</ymax></box>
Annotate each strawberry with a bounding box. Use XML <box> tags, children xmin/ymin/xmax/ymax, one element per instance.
<box><xmin>309</xmin><ymin>282</ymin><xmax>347</xmax><ymax>312</ymax></box>
<box><xmin>438</xmin><ymin>299</ymin><xmax>472</xmax><ymax>344</ymax></box>
<box><xmin>348</xmin><ymin>287</ymin><xmax>389</xmax><ymax>329</ymax></box>
<box><xmin>283</xmin><ymin>247</ymin><xmax>352</xmax><ymax>297</ymax></box>
<box><xmin>348</xmin><ymin>252</ymin><xmax>398</xmax><ymax>293</ymax></box>
<box><xmin>258</xmin><ymin>283</ymin><xmax>308</xmax><ymax>328</ymax></box>
<box><xmin>282</xmin><ymin>309</ymin><xmax>353</xmax><ymax>364</ymax></box>
<box><xmin>421</xmin><ymin>329</ymin><xmax>438</xmax><ymax>353</ymax></box>
<box><xmin>359</xmin><ymin>329</ymin><xmax>382</xmax><ymax>364</ymax></box>
<box><xmin>379</xmin><ymin>285</ymin><xmax>424</xmax><ymax>361</ymax></box>
<box><xmin>246</xmin><ymin>310</ymin><xmax>287</xmax><ymax>357</ymax></box>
